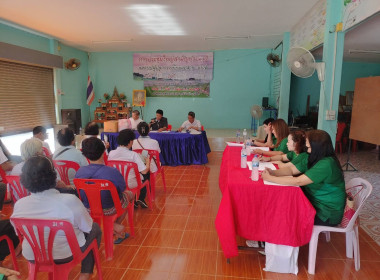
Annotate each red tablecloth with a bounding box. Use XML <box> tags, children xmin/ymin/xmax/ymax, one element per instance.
<box><xmin>215</xmin><ymin>146</ymin><xmax>316</xmax><ymax>258</ymax></box>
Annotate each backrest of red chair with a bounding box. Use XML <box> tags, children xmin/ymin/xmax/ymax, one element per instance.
<box><xmin>106</xmin><ymin>160</ymin><xmax>142</xmax><ymax>188</ymax></box>
<box><xmin>201</xmin><ymin>125</ymin><xmax>204</xmax><ymax>131</ymax></box>
<box><xmin>42</xmin><ymin>147</ymin><xmax>52</xmax><ymax>157</ymax></box>
<box><xmin>0</xmin><ymin>166</ymin><xmax>8</xmax><ymax>184</ymax></box>
<box><xmin>73</xmin><ymin>178</ymin><xmax>123</xmax><ymax>218</ymax></box>
<box><xmin>167</xmin><ymin>124</ymin><xmax>172</xmax><ymax>131</ymax></box>
<box><xmin>5</xmin><ymin>175</ymin><xmax>29</xmax><ymax>202</ymax></box>
<box><xmin>10</xmin><ymin>218</ymin><xmax>81</xmax><ymax>266</ymax></box>
<box><xmin>133</xmin><ymin>149</ymin><xmax>161</xmax><ymax>172</ymax></box>
<box><xmin>53</xmin><ymin>160</ymin><xmax>80</xmax><ymax>185</ymax></box>
<box><xmin>336</xmin><ymin>122</ymin><xmax>346</xmax><ymax>142</ymax></box>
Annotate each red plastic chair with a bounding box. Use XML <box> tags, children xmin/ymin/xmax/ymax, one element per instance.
<box><xmin>107</xmin><ymin>160</ymin><xmax>152</xmax><ymax>209</ymax></box>
<box><xmin>42</xmin><ymin>147</ymin><xmax>52</xmax><ymax>157</ymax></box>
<box><xmin>53</xmin><ymin>160</ymin><xmax>80</xmax><ymax>185</ymax></box>
<box><xmin>74</xmin><ymin>178</ymin><xmax>131</xmax><ymax>260</ymax></box>
<box><xmin>11</xmin><ymin>217</ymin><xmax>102</xmax><ymax>280</ymax></box>
<box><xmin>201</xmin><ymin>125</ymin><xmax>204</xmax><ymax>131</ymax></box>
<box><xmin>5</xmin><ymin>175</ymin><xmax>29</xmax><ymax>203</ymax></box>
<box><xmin>167</xmin><ymin>124</ymin><xmax>172</xmax><ymax>131</ymax></box>
<box><xmin>0</xmin><ymin>165</ymin><xmax>8</xmax><ymax>184</ymax></box>
<box><xmin>0</xmin><ymin>234</ymin><xmax>19</xmax><ymax>272</ymax></box>
<box><xmin>133</xmin><ymin>149</ymin><xmax>166</xmax><ymax>199</ymax></box>
<box><xmin>335</xmin><ymin>122</ymin><xmax>346</xmax><ymax>154</ymax></box>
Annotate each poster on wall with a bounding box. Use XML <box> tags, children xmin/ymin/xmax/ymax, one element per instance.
<box><xmin>343</xmin><ymin>0</ymin><xmax>380</xmax><ymax>31</ymax></box>
<box><xmin>144</xmin><ymin>80</ymin><xmax>210</xmax><ymax>97</ymax></box>
<box><xmin>133</xmin><ymin>52</ymin><xmax>214</xmax><ymax>81</ymax></box>
<box><xmin>290</xmin><ymin>0</ymin><xmax>326</xmax><ymax>50</ymax></box>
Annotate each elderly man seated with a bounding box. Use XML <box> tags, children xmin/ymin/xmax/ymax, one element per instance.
<box><xmin>177</xmin><ymin>111</ymin><xmax>201</xmax><ymax>132</ymax></box>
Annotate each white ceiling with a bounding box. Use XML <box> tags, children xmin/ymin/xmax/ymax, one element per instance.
<box><xmin>0</xmin><ymin>0</ymin><xmax>320</xmax><ymax>52</ymax></box>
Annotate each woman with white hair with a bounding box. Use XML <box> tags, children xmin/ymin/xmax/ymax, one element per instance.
<box><xmin>11</xmin><ymin>138</ymin><xmax>69</xmax><ymax>192</ymax></box>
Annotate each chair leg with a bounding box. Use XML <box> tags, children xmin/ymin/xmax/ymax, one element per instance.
<box><xmin>103</xmin><ymin>217</ymin><xmax>115</xmax><ymax>260</ymax></box>
<box><xmin>92</xmin><ymin>246</ymin><xmax>103</xmax><ymax>280</ymax></box>
<box><xmin>3</xmin><ymin>236</ymin><xmax>19</xmax><ymax>272</ymax></box>
<box><xmin>28</xmin><ymin>262</ymin><xmax>37</xmax><ymax>280</ymax></box>
<box><xmin>150</xmin><ymin>172</ymin><xmax>156</xmax><ymax>200</ymax></box>
<box><xmin>346</xmin><ymin>231</ymin><xmax>354</xmax><ymax>258</ymax></box>
<box><xmin>308</xmin><ymin>229</ymin><xmax>321</xmax><ymax>275</ymax></box>
<box><xmin>353</xmin><ymin>226</ymin><xmax>360</xmax><ymax>271</ymax></box>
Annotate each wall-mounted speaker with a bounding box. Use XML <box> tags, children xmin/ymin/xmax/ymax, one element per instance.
<box><xmin>262</xmin><ymin>97</ymin><xmax>269</xmax><ymax>108</ymax></box>
<box><xmin>61</xmin><ymin>109</ymin><xmax>81</xmax><ymax>134</ymax></box>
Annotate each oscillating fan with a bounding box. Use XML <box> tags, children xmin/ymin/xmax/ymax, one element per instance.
<box><xmin>250</xmin><ymin>105</ymin><xmax>263</xmax><ymax>136</ymax></box>
<box><xmin>64</xmin><ymin>58</ymin><xmax>81</xmax><ymax>70</ymax></box>
<box><xmin>287</xmin><ymin>47</ymin><xmax>325</xmax><ymax>81</ymax></box>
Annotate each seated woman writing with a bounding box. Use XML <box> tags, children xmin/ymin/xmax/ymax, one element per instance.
<box><xmin>253</xmin><ymin>118</ymin><xmax>289</xmax><ymax>157</ymax></box>
<box><xmin>11</xmin><ymin>156</ymin><xmax>101</xmax><ymax>280</ymax></box>
<box><xmin>261</xmin><ymin>129</ymin><xmax>346</xmax><ymax>226</ymax></box>
<box><xmin>75</xmin><ymin>137</ymin><xmax>134</xmax><ymax>244</ymax></box>
<box><xmin>252</xmin><ymin>118</ymin><xmax>275</xmax><ymax>147</ymax></box>
<box><xmin>260</xmin><ymin>130</ymin><xmax>308</xmax><ymax>169</ymax></box>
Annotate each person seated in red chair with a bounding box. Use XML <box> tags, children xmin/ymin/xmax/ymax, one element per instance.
<box><xmin>11</xmin><ymin>156</ymin><xmax>101</xmax><ymax>280</ymax></box>
<box><xmin>53</xmin><ymin>128</ymin><xmax>89</xmax><ymax>185</ymax></box>
<box><xmin>108</xmin><ymin>129</ymin><xmax>151</xmax><ymax>208</ymax></box>
<box><xmin>10</xmin><ymin>138</ymin><xmax>69</xmax><ymax>194</ymax></box>
<box><xmin>75</xmin><ymin>137</ymin><xmax>134</xmax><ymax>244</ymax></box>
<box><xmin>33</xmin><ymin>126</ymin><xmax>52</xmax><ymax>156</ymax></box>
<box><xmin>149</xmin><ymin>109</ymin><xmax>168</xmax><ymax>132</ymax></box>
<box><xmin>177</xmin><ymin>111</ymin><xmax>202</xmax><ymax>132</ymax></box>
<box><xmin>132</xmin><ymin>122</ymin><xmax>161</xmax><ymax>174</ymax></box>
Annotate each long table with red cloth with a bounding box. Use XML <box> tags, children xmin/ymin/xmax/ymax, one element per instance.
<box><xmin>215</xmin><ymin>146</ymin><xmax>316</xmax><ymax>258</ymax></box>
<box><xmin>101</xmin><ymin>131</ymin><xmax>211</xmax><ymax>166</ymax></box>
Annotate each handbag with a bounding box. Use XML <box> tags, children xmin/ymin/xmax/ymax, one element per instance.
<box><xmin>339</xmin><ymin>184</ymin><xmax>363</xmax><ymax>228</ymax></box>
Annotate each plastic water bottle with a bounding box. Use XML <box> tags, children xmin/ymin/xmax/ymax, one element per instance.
<box><xmin>241</xmin><ymin>148</ymin><xmax>247</xmax><ymax>168</ymax></box>
<box><xmin>251</xmin><ymin>155</ymin><xmax>259</xmax><ymax>181</ymax></box>
<box><xmin>236</xmin><ymin>129</ymin><xmax>241</xmax><ymax>143</ymax></box>
<box><xmin>243</xmin><ymin>129</ymin><xmax>247</xmax><ymax>142</ymax></box>
<box><xmin>246</xmin><ymin>139</ymin><xmax>251</xmax><ymax>156</ymax></box>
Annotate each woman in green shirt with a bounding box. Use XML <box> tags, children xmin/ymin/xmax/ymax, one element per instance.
<box><xmin>253</xmin><ymin>119</ymin><xmax>289</xmax><ymax>156</ymax></box>
<box><xmin>261</xmin><ymin>130</ymin><xmax>308</xmax><ymax>168</ymax></box>
<box><xmin>262</xmin><ymin>129</ymin><xmax>345</xmax><ymax>226</ymax></box>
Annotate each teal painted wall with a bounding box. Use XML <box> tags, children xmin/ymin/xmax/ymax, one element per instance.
<box><xmin>89</xmin><ymin>49</ymin><xmax>272</xmax><ymax>129</ymax></box>
<box><xmin>290</xmin><ymin>61</ymin><xmax>380</xmax><ymax>116</ymax></box>
<box><xmin>0</xmin><ymin>23</ymin><xmax>51</xmax><ymax>53</ymax></box>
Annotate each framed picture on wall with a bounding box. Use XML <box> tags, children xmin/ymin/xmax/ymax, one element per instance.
<box><xmin>132</xmin><ymin>90</ymin><xmax>146</xmax><ymax>106</ymax></box>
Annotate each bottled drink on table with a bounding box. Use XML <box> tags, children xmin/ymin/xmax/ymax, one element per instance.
<box><xmin>236</xmin><ymin>129</ymin><xmax>241</xmax><ymax>143</ymax></box>
<box><xmin>246</xmin><ymin>139</ymin><xmax>251</xmax><ymax>155</ymax></box>
<box><xmin>243</xmin><ymin>129</ymin><xmax>247</xmax><ymax>142</ymax></box>
<box><xmin>241</xmin><ymin>148</ymin><xmax>247</xmax><ymax>168</ymax></box>
<box><xmin>251</xmin><ymin>155</ymin><xmax>259</xmax><ymax>181</ymax></box>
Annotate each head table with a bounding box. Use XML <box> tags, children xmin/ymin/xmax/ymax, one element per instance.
<box><xmin>101</xmin><ymin>131</ymin><xmax>211</xmax><ymax>166</ymax></box>
<box><xmin>215</xmin><ymin>146</ymin><xmax>316</xmax><ymax>258</ymax></box>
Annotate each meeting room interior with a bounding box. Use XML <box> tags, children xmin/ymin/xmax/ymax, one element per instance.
<box><xmin>1</xmin><ymin>0</ymin><xmax>380</xmax><ymax>279</ymax></box>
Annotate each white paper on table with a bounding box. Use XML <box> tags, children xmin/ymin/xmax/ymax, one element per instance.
<box><xmin>264</xmin><ymin>176</ymin><xmax>299</xmax><ymax>187</ymax></box>
<box><xmin>247</xmin><ymin>161</ymin><xmax>276</xmax><ymax>171</ymax></box>
<box><xmin>250</xmin><ymin>146</ymin><xmax>269</xmax><ymax>151</ymax></box>
<box><xmin>226</xmin><ymin>142</ymin><xmax>244</xmax><ymax>147</ymax></box>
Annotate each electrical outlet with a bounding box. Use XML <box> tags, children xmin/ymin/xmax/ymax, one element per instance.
<box><xmin>325</xmin><ymin>110</ymin><xmax>336</xmax><ymax>121</ymax></box>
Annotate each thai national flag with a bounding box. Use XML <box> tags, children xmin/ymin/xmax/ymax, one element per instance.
<box><xmin>86</xmin><ymin>76</ymin><xmax>95</xmax><ymax>105</ymax></box>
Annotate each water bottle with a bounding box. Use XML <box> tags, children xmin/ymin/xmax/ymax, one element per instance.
<box><xmin>236</xmin><ymin>129</ymin><xmax>241</xmax><ymax>143</ymax></box>
<box><xmin>246</xmin><ymin>139</ymin><xmax>251</xmax><ymax>156</ymax></box>
<box><xmin>241</xmin><ymin>148</ymin><xmax>247</xmax><ymax>168</ymax></box>
<box><xmin>243</xmin><ymin>129</ymin><xmax>247</xmax><ymax>142</ymax></box>
<box><xmin>79</xmin><ymin>127</ymin><xmax>83</xmax><ymax>135</ymax></box>
<box><xmin>251</xmin><ymin>155</ymin><xmax>259</xmax><ymax>181</ymax></box>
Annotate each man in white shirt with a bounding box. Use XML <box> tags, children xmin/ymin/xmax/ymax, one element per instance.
<box><xmin>132</xmin><ymin>122</ymin><xmax>161</xmax><ymax>173</ymax></box>
<box><xmin>108</xmin><ymin>129</ymin><xmax>150</xmax><ymax>208</ymax></box>
<box><xmin>33</xmin><ymin>126</ymin><xmax>52</xmax><ymax>155</ymax></box>
<box><xmin>130</xmin><ymin>110</ymin><xmax>143</xmax><ymax>130</ymax></box>
<box><xmin>53</xmin><ymin>128</ymin><xmax>88</xmax><ymax>185</ymax></box>
<box><xmin>177</xmin><ymin>111</ymin><xmax>202</xmax><ymax>131</ymax></box>
<box><xmin>11</xmin><ymin>156</ymin><xmax>101</xmax><ymax>280</ymax></box>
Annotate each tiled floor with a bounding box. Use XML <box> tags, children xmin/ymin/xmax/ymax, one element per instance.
<box><xmin>2</xmin><ymin>145</ymin><xmax>380</xmax><ymax>279</ymax></box>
